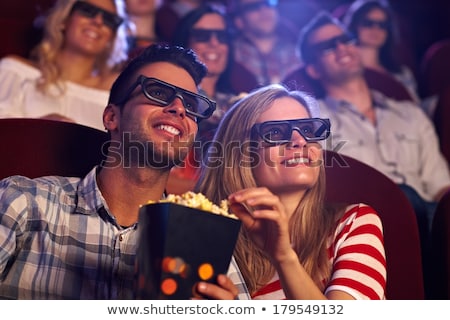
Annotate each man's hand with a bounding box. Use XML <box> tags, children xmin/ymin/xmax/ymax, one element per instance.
<box><xmin>194</xmin><ymin>274</ymin><xmax>238</xmax><ymax>300</ymax></box>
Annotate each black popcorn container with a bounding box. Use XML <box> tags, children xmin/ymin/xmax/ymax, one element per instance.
<box><xmin>135</xmin><ymin>202</ymin><xmax>241</xmax><ymax>299</ymax></box>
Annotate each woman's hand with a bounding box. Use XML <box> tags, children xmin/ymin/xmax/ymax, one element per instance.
<box><xmin>228</xmin><ymin>187</ymin><xmax>293</xmax><ymax>263</ymax></box>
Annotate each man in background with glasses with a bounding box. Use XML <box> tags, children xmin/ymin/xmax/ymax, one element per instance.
<box><xmin>228</xmin><ymin>0</ymin><xmax>301</xmax><ymax>86</ymax></box>
<box><xmin>0</xmin><ymin>44</ymin><xmax>248</xmax><ymax>300</ymax></box>
<box><xmin>298</xmin><ymin>11</ymin><xmax>450</xmax><ymax>298</ymax></box>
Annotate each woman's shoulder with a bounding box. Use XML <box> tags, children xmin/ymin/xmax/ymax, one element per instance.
<box><xmin>326</xmin><ymin>202</ymin><xmax>383</xmax><ymax>240</ymax></box>
<box><xmin>1</xmin><ymin>54</ymin><xmax>36</xmax><ymax>67</ymax></box>
<box><xmin>330</xmin><ymin>203</ymin><xmax>384</xmax><ymax>249</ymax></box>
<box><xmin>342</xmin><ymin>202</ymin><xmax>379</xmax><ymax>216</ymax></box>
<box><xmin>338</xmin><ymin>203</ymin><xmax>383</xmax><ymax>228</ymax></box>
<box><xmin>0</xmin><ymin>54</ymin><xmax>39</xmax><ymax>75</ymax></box>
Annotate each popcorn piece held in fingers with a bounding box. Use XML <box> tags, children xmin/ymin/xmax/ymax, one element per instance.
<box><xmin>146</xmin><ymin>191</ymin><xmax>238</xmax><ymax>219</ymax></box>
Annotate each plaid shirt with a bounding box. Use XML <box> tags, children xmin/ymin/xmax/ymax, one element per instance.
<box><xmin>233</xmin><ymin>35</ymin><xmax>301</xmax><ymax>87</ymax></box>
<box><xmin>0</xmin><ymin>167</ymin><xmax>250</xmax><ymax>299</ymax></box>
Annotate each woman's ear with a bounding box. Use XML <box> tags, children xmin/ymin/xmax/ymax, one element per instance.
<box><xmin>103</xmin><ymin>104</ymin><xmax>119</xmax><ymax>132</ymax></box>
<box><xmin>305</xmin><ymin>64</ymin><xmax>320</xmax><ymax>80</ymax></box>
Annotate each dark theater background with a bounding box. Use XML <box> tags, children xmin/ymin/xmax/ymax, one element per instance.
<box><xmin>0</xmin><ymin>1</ymin><xmax>448</xmax><ymax>60</ymax></box>
<box><xmin>1</xmin><ymin>0</ymin><xmax>448</xmax><ymax>76</ymax></box>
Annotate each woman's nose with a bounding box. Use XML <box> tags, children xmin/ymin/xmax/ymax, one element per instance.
<box><xmin>287</xmin><ymin>130</ymin><xmax>307</xmax><ymax>148</ymax></box>
<box><xmin>208</xmin><ymin>33</ymin><xmax>221</xmax><ymax>46</ymax></box>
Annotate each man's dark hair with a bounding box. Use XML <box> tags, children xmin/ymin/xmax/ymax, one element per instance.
<box><xmin>108</xmin><ymin>44</ymin><xmax>207</xmax><ymax>107</ymax></box>
<box><xmin>297</xmin><ymin>11</ymin><xmax>346</xmax><ymax>65</ymax></box>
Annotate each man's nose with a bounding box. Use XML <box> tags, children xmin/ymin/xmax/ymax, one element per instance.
<box><xmin>92</xmin><ymin>12</ymin><xmax>105</xmax><ymax>26</ymax></box>
<box><xmin>163</xmin><ymin>95</ymin><xmax>187</xmax><ymax>119</ymax></box>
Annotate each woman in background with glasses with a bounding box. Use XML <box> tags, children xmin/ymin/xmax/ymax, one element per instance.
<box><xmin>343</xmin><ymin>0</ymin><xmax>426</xmax><ymax>107</ymax></box>
<box><xmin>0</xmin><ymin>0</ymin><xmax>128</xmax><ymax>130</ymax></box>
<box><xmin>167</xmin><ymin>3</ymin><xmax>257</xmax><ymax>194</ymax></box>
<box><xmin>172</xmin><ymin>3</ymin><xmax>258</xmax><ymax>127</ymax></box>
<box><xmin>196</xmin><ymin>84</ymin><xmax>387</xmax><ymax>299</ymax></box>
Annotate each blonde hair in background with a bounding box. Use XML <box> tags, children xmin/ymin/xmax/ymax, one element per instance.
<box><xmin>196</xmin><ymin>84</ymin><xmax>342</xmax><ymax>294</ymax></box>
<box><xmin>31</xmin><ymin>0</ymin><xmax>129</xmax><ymax>95</ymax></box>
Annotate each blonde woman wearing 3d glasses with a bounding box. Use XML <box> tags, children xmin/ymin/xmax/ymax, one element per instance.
<box><xmin>196</xmin><ymin>84</ymin><xmax>387</xmax><ymax>300</ymax></box>
<box><xmin>0</xmin><ymin>0</ymin><xmax>128</xmax><ymax>130</ymax></box>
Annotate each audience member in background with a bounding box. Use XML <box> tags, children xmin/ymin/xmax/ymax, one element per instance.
<box><xmin>168</xmin><ymin>3</ymin><xmax>256</xmax><ymax>194</ymax></box>
<box><xmin>432</xmin><ymin>85</ymin><xmax>450</xmax><ymax>166</ymax></box>
<box><xmin>172</xmin><ymin>3</ymin><xmax>256</xmax><ymax>125</ymax></box>
<box><xmin>155</xmin><ymin>0</ymin><xmax>204</xmax><ymax>43</ymax></box>
<box><xmin>125</xmin><ymin>0</ymin><xmax>163</xmax><ymax>55</ymax></box>
<box><xmin>0</xmin><ymin>0</ymin><xmax>128</xmax><ymax>131</ymax></box>
<box><xmin>0</xmin><ymin>44</ymin><xmax>246</xmax><ymax>300</ymax></box>
<box><xmin>298</xmin><ymin>11</ymin><xmax>450</xmax><ymax>296</ymax></box>
<box><xmin>343</xmin><ymin>0</ymin><xmax>437</xmax><ymax>117</ymax></box>
<box><xmin>196</xmin><ymin>84</ymin><xmax>386</xmax><ymax>299</ymax></box>
<box><xmin>228</xmin><ymin>0</ymin><xmax>301</xmax><ymax>86</ymax></box>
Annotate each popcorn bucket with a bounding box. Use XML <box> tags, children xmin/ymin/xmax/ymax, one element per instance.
<box><xmin>135</xmin><ymin>202</ymin><xmax>241</xmax><ymax>299</ymax></box>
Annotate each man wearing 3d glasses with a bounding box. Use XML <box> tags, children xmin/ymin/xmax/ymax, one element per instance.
<box><xmin>298</xmin><ymin>11</ymin><xmax>450</xmax><ymax>297</ymax></box>
<box><xmin>0</xmin><ymin>44</ymin><xmax>249</xmax><ymax>300</ymax></box>
<box><xmin>229</xmin><ymin>0</ymin><xmax>300</xmax><ymax>86</ymax></box>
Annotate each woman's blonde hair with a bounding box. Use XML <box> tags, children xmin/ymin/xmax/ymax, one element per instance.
<box><xmin>31</xmin><ymin>0</ymin><xmax>129</xmax><ymax>94</ymax></box>
<box><xmin>195</xmin><ymin>84</ymin><xmax>342</xmax><ymax>294</ymax></box>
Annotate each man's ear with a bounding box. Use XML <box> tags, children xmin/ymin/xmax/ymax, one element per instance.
<box><xmin>305</xmin><ymin>63</ymin><xmax>321</xmax><ymax>80</ymax></box>
<box><xmin>103</xmin><ymin>104</ymin><xmax>119</xmax><ymax>132</ymax></box>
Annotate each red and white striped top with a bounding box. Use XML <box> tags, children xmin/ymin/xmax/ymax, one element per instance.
<box><xmin>252</xmin><ymin>203</ymin><xmax>386</xmax><ymax>300</ymax></box>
